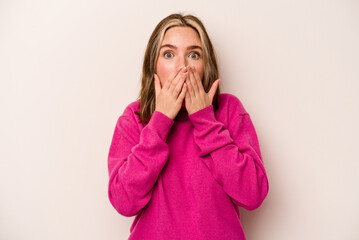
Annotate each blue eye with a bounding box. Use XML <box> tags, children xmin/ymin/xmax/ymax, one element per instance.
<box><xmin>189</xmin><ymin>52</ymin><xmax>200</xmax><ymax>59</ymax></box>
<box><xmin>164</xmin><ymin>52</ymin><xmax>173</xmax><ymax>58</ymax></box>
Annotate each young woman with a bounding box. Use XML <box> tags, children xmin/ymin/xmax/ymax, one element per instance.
<box><xmin>107</xmin><ymin>13</ymin><xmax>269</xmax><ymax>240</ymax></box>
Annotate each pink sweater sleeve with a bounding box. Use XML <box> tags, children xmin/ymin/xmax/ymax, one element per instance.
<box><xmin>107</xmin><ymin>106</ymin><xmax>174</xmax><ymax>217</ymax></box>
<box><xmin>188</xmin><ymin>96</ymin><xmax>269</xmax><ymax>211</ymax></box>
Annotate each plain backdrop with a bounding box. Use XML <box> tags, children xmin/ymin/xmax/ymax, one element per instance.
<box><xmin>1</xmin><ymin>0</ymin><xmax>358</xmax><ymax>239</ymax></box>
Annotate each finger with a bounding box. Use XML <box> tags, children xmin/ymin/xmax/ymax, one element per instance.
<box><xmin>154</xmin><ymin>74</ymin><xmax>161</xmax><ymax>97</ymax></box>
<box><xmin>185</xmin><ymin>71</ymin><xmax>195</xmax><ymax>99</ymax></box>
<box><xmin>185</xmin><ymin>82</ymin><xmax>190</xmax><ymax>101</ymax></box>
<box><xmin>164</xmin><ymin>66</ymin><xmax>185</xmax><ymax>91</ymax></box>
<box><xmin>173</xmin><ymin>72</ymin><xmax>187</xmax><ymax>97</ymax></box>
<box><xmin>190</xmin><ymin>66</ymin><xmax>204</xmax><ymax>92</ymax></box>
<box><xmin>169</xmin><ymin>66</ymin><xmax>187</xmax><ymax>93</ymax></box>
<box><xmin>178</xmin><ymin>81</ymin><xmax>187</xmax><ymax>102</ymax></box>
<box><xmin>188</xmin><ymin>66</ymin><xmax>199</xmax><ymax>96</ymax></box>
<box><xmin>208</xmin><ymin>79</ymin><xmax>220</xmax><ymax>101</ymax></box>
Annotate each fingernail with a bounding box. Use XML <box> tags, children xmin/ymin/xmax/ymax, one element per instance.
<box><xmin>177</xmin><ymin>66</ymin><xmax>184</xmax><ymax>71</ymax></box>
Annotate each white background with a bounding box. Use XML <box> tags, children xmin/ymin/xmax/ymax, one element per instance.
<box><xmin>1</xmin><ymin>0</ymin><xmax>358</xmax><ymax>239</ymax></box>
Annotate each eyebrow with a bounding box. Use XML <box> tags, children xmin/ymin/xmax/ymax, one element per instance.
<box><xmin>160</xmin><ymin>44</ymin><xmax>202</xmax><ymax>51</ymax></box>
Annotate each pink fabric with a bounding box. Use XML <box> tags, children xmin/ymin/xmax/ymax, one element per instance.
<box><xmin>107</xmin><ymin>93</ymin><xmax>269</xmax><ymax>240</ymax></box>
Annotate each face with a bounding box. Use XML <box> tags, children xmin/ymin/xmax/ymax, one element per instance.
<box><xmin>156</xmin><ymin>26</ymin><xmax>204</xmax><ymax>88</ymax></box>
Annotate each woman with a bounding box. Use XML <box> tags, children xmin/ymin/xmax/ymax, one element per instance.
<box><xmin>107</xmin><ymin>13</ymin><xmax>269</xmax><ymax>240</ymax></box>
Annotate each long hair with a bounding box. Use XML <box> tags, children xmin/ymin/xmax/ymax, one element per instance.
<box><xmin>135</xmin><ymin>13</ymin><xmax>220</xmax><ymax>124</ymax></box>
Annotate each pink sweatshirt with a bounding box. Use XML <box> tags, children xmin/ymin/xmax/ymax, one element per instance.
<box><xmin>107</xmin><ymin>93</ymin><xmax>269</xmax><ymax>240</ymax></box>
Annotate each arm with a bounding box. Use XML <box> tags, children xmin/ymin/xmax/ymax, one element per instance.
<box><xmin>188</xmin><ymin>96</ymin><xmax>269</xmax><ymax>211</ymax></box>
<box><xmin>107</xmin><ymin>106</ymin><xmax>174</xmax><ymax>217</ymax></box>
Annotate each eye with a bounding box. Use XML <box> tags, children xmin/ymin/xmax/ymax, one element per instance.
<box><xmin>189</xmin><ymin>52</ymin><xmax>200</xmax><ymax>59</ymax></box>
<box><xmin>164</xmin><ymin>52</ymin><xmax>174</xmax><ymax>58</ymax></box>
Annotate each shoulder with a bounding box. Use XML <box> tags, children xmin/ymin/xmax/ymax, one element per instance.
<box><xmin>112</xmin><ymin>99</ymin><xmax>141</xmax><ymax>144</ymax></box>
<box><xmin>116</xmin><ymin>98</ymin><xmax>142</xmax><ymax>127</ymax></box>
<box><xmin>123</xmin><ymin>99</ymin><xmax>141</xmax><ymax>115</ymax></box>
<box><xmin>218</xmin><ymin>93</ymin><xmax>248</xmax><ymax>115</ymax></box>
<box><xmin>118</xmin><ymin>98</ymin><xmax>140</xmax><ymax>117</ymax></box>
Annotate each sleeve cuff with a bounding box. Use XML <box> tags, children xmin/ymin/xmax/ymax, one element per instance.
<box><xmin>188</xmin><ymin>104</ymin><xmax>216</xmax><ymax>130</ymax></box>
<box><xmin>188</xmin><ymin>104</ymin><xmax>234</xmax><ymax>157</ymax></box>
<box><xmin>148</xmin><ymin>110</ymin><xmax>174</xmax><ymax>141</ymax></box>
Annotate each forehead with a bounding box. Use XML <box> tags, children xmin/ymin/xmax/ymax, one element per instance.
<box><xmin>162</xmin><ymin>26</ymin><xmax>201</xmax><ymax>46</ymax></box>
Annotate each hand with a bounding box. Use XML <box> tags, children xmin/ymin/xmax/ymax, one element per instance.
<box><xmin>154</xmin><ymin>66</ymin><xmax>187</xmax><ymax>120</ymax></box>
<box><xmin>184</xmin><ymin>66</ymin><xmax>220</xmax><ymax>115</ymax></box>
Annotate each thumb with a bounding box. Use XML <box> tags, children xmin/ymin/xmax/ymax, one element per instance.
<box><xmin>154</xmin><ymin>74</ymin><xmax>161</xmax><ymax>96</ymax></box>
<box><xmin>208</xmin><ymin>79</ymin><xmax>220</xmax><ymax>101</ymax></box>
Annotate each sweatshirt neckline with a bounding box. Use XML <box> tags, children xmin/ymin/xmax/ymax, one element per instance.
<box><xmin>174</xmin><ymin>106</ymin><xmax>189</xmax><ymax>121</ymax></box>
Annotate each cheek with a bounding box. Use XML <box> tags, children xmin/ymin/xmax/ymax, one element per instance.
<box><xmin>192</xmin><ymin>61</ymin><xmax>204</xmax><ymax>80</ymax></box>
<box><xmin>156</xmin><ymin>59</ymin><xmax>177</xmax><ymax>85</ymax></box>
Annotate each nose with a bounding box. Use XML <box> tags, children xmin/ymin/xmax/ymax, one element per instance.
<box><xmin>178</xmin><ymin>54</ymin><xmax>188</xmax><ymax>68</ymax></box>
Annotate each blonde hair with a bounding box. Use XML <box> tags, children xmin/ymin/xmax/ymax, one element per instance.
<box><xmin>135</xmin><ymin>13</ymin><xmax>220</xmax><ymax>124</ymax></box>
